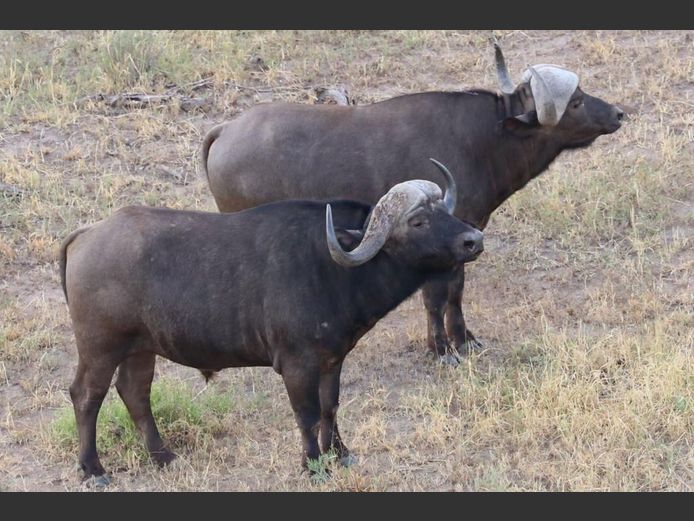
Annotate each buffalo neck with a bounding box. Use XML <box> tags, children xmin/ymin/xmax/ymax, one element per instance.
<box><xmin>341</xmin><ymin>252</ymin><xmax>427</xmax><ymax>345</ymax></box>
<box><xmin>453</xmin><ymin>90</ymin><xmax>565</xmax><ymax>228</ymax></box>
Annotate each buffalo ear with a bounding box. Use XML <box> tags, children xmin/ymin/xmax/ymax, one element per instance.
<box><xmin>502</xmin><ymin>111</ymin><xmax>539</xmax><ymax>137</ymax></box>
<box><xmin>334</xmin><ymin>229</ymin><xmax>364</xmax><ymax>252</ymax></box>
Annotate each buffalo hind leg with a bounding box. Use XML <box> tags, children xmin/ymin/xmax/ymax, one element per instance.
<box><xmin>422</xmin><ymin>272</ymin><xmax>459</xmax><ymax>364</ymax></box>
<box><xmin>282</xmin><ymin>364</ymin><xmax>321</xmax><ymax>473</ymax></box>
<box><xmin>318</xmin><ymin>362</ymin><xmax>353</xmax><ymax>466</ymax></box>
<box><xmin>445</xmin><ymin>265</ymin><xmax>483</xmax><ymax>354</ymax></box>
<box><xmin>115</xmin><ymin>352</ymin><xmax>176</xmax><ymax>467</ymax></box>
<box><xmin>70</xmin><ymin>356</ymin><xmax>120</xmax><ymax>484</ymax></box>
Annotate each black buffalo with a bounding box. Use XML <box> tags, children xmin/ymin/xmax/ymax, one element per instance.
<box><xmin>201</xmin><ymin>42</ymin><xmax>623</xmax><ymax>360</ymax></box>
<box><xmin>60</xmin><ymin>163</ymin><xmax>483</xmax><ymax>485</ymax></box>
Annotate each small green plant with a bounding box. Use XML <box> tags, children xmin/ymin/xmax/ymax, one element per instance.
<box><xmin>306</xmin><ymin>451</ymin><xmax>339</xmax><ymax>484</ymax></box>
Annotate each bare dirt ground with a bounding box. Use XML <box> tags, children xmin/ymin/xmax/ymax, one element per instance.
<box><xmin>0</xmin><ymin>30</ymin><xmax>692</xmax><ymax>491</ymax></box>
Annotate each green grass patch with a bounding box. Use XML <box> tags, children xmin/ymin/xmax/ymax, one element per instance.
<box><xmin>50</xmin><ymin>378</ymin><xmax>236</xmax><ymax>465</ymax></box>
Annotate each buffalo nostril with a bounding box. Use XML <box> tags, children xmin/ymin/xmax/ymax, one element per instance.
<box><xmin>615</xmin><ymin>108</ymin><xmax>624</xmax><ymax>121</ymax></box>
<box><xmin>463</xmin><ymin>240</ymin><xmax>478</xmax><ymax>251</ymax></box>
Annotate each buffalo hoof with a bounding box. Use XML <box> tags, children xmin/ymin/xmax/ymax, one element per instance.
<box><xmin>305</xmin><ymin>462</ymin><xmax>331</xmax><ymax>484</ymax></box>
<box><xmin>152</xmin><ymin>449</ymin><xmax>177</xmax><ymax>467</ymax></box>
<box><xmin>438</xmin><ymin>353</ymin><xmax>461</xmax><ymax>367</ymax></box>
<box><xmin>456</xmin><ymin>337</ymin><xmax>484</xmax><ymax>355</ymax></box>
<box><xmin>339</xmin><ymin>454</ymin><xmax>358</xmax><ymax>467</ymax></box>
<box><xmin>83</xmin><ymin>474</ymin><xmax>111</xmax><ymax>489</ymax></box>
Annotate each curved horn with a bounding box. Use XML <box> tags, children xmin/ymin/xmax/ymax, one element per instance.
<box><xmin>528</xmin><ymin>66</ymin><xmax>559</xmax><ymax>126</ymax></box>
<box><xmin>494</xmin><ymin>41</ymin><xmax>516</xmax><ymax>94</ymax></box>
<box><xmin>326</xmin><ymin>202</ymin><xmax>396</xmax><ymax>268</ymax></box>
<box><xmin>429</xmin><ymin>158</ymin><xmax>457</xmax><ymax>214</ymax></box>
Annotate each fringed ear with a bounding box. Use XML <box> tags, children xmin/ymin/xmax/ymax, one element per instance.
<box><xmin>334</xmin><ymin>229</ymin><xmax>364</xmax><ymax>251</ymax></box>
<box><xmin>502</xmin><ymin>111</ymin><xmax>540</xmax><ymax>137</ymax></box>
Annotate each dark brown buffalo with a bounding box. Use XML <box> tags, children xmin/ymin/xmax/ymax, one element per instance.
<box><xmin>60</xmin><ymin>164</ymin><xmax>483</xmax><ymax>485</ymax></box>
<box><xmin>201</xmin><ymin>43</ymin><xmax>623</xmax><ymax>360</ymax></box>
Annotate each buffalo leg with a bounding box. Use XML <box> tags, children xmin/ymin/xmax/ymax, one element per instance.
<box><xmin>445</xmin><ymin>265</ymin><xmax>483</xmax><ymax>353</ymax></box>
<box><xmin>115</xmin><ymin>352</ymin><xmax>176</xmax><ymax>467</ymax></box>
<box><xmin>69</xmin><ymin>356</ymin><xmax>120</xmax><ymax>482</ymax></box>
<box><xmin>282</xmin><ymin>365</ymin><xmax>321</xmax><ymax>471</ymax></box>
<box><xmin>422</xmin><ymin>272</ymin><xmax>455</xmax><ymax>357</ymax></box>
<box><xmin>318</xmin><ymin>362</ymin><xmax>351</xmax><ymax>464</ymax></box>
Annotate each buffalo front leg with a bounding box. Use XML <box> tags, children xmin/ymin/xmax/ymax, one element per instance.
<box><xmin>422</xmin><ymin>271</ymin><xmax>458</xmax><ymax>363</ymax></box>
<box><xmin>445</xmin><ymin>264</ymin><xmax>483</xmax><ymax>354</ymax></box>
<box><xmin>115</xmin><ymin>352</ymin><xmax>176</xmax><ymax>467</ymax></box>
<box><xmin>318</xmin><ymin>362</ymin><xmax>353</xmax><ymax>466</ymax></box>
<box><xmin>282</xmin><ymin>364</ymin><xmax>321</xmax><ymax>472</ymax></box>
<box><xmin>69</xmin><ymin>356</ymin><xmax>120</xmax><ymax>485</ymax></box>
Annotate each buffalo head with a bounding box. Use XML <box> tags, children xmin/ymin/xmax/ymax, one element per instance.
<box><xmin>326</xmin><ymin>159</ymin><xmax>484</xmax><ymax>270</ymax></box>
<box><xmin>494</xmin><ymin>41</ymin><xmax>624</xmax><ymax>147</ymax></box>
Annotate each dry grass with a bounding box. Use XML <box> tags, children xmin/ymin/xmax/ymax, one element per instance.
<box><xmin>0</xmin><ymin>30</ymin><xmax>692</xmax><ymax>491</ymax></box>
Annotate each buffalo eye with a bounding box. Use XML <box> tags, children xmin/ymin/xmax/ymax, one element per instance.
<box><xmin>571</xmin><ymin>97</ymin><xmax>584</xmax><ymax>109</ymax></box>
<box><xmin>409</xmin><ymin>216</ymin><xmax>427</xmax><ymax>228</ymax></box>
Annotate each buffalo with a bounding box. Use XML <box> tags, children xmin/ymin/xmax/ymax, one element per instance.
<box><xmin>201</xmin><ymin>42</ymin><xmax>623</xmax><ymax>361</ymax></box>
<box><xmin>60</xmin><ymin>161</ymin><xmax>483</xmax><ymax>485</ymax></box>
